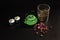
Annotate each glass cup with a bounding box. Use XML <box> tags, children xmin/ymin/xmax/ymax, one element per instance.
<box><xmin>37</xmin><ymin>4</ymin><xmax>50</xmax><ymax>25</ymax></box>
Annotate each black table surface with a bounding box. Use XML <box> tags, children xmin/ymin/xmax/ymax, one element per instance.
<box><xmin>1</xmin><ymin>0</ymin><xmax>60</xmax><ymax>40</ymax></box>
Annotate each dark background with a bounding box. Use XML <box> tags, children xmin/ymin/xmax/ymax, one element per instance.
<box><xmin>1</xmin><ymin>0</ymin><xmax>60</xmax><ymax>40</ymax></box>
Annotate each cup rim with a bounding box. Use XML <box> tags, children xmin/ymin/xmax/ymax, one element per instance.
<box><xmin>37</xmin><ymin>4</ymin><xmax>50</xmax><ymax>11</ymax></box>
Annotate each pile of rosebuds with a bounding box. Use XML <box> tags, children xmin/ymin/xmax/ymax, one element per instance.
<box><xmin>33</xmin><ymin>22</ymin><xmax>49</xmax><ymax>36</ymax></box>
